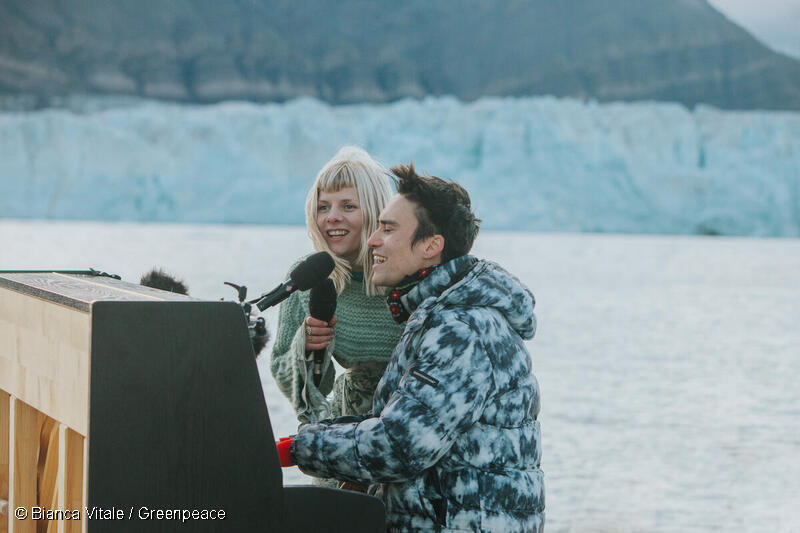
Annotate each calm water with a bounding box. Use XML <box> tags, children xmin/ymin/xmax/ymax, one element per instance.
<box><xmin>2</xmin><ymin>220</ymin><xmax>798</xmax><ymax>533</ymax></box>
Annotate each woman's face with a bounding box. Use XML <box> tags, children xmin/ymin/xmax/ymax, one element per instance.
<box><xmin>316</xmin><ymin>186</ymin><xmax>363</xmax><ymax>265</ymax></box>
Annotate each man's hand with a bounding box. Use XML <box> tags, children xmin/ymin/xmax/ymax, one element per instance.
<box><xmin>276</xmin><ymin>437</ymin><xmax>295</xmax><ymax>467</ymax></box>
<box><xmin>304</xmin><ymin>316</ymin><xmax>338</xmax><ymax>352</ymax></box>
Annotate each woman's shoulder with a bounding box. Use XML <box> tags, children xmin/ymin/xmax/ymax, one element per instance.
<box><xmin>339</xmin><ymin>275</ymin><xmax>381</xmax><ymax>302</ymax></box>
<box><xmin>338</xmin><ymin>285</ymin><xmax>400</xmax><ymax>326</ymax></box>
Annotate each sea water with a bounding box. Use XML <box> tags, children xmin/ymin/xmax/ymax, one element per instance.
<box><xmin>1</xmin><ymin>220</ymin><xmax>798</xmax><ymax>533</ymax></box>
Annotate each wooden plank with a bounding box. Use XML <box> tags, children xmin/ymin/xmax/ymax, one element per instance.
<box><xmin>13</xmin><ymin>400</ymin><xmax>38</xmax><ymax>533</ymax></box>
<box><xmin>6</xmin><ymin>396</ymin><xmax>14</xmax><ymax>533</ymax></box>
<box><xmin>0</xmin><ymin>288</ymin><xmax>90</xmax><ymax>437</ymax></box>
<box><xmin>1</xmin><ymin>392</ymin><xmax>8</xmax><ymax>533</ymax></box>
<box><xmin>63</xmin><ymin>430</ymin><xmax>82</xmax><ymax>533</ymax></box>
<box><xmin>37</xmin><ymin>418</ymin><xmax>58</xmax><ymax>533</ymax></box>
<box><xmin>56</xmin><ymin>425</ymin><xmax>66</xmax><ymax>533</ymax></box>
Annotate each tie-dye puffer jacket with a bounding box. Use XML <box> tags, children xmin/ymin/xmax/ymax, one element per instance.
<box><xmin>292</xmin><ymin>255</ymin><xmax>544</xmax><ymax>532</ymax></box>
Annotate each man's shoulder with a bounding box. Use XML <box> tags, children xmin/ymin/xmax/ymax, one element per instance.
<box><xmin>418</xmin><ymin>298</ymin><xmax>523</xmax><ymax>352</ymax></box>
<box><xmin>419</xmin><ymin>305</ymin><xmax>486</xmax><ymax>336</ymax></box>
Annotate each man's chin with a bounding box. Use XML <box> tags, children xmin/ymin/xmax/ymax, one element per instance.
<box><xmin>371</xmin><ymin>272</ymin><xmax>396</xmax><ymax>288</ymax></box>
<box><xmin>372</xmin><ymin>277</ymin><xmax>390</xmax><ymax>287</ymax></box>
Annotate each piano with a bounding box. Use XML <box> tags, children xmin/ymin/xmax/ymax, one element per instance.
<box><xmin>0</xmin><ymin>270</ymin><xmax>384</xmax><ymax>532</ymax></box>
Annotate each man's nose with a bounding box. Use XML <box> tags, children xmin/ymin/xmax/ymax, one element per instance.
<box><xmin>367</xmin><ymin>229</ymin><xmax>380</xmax><ymax>248</ymax></box>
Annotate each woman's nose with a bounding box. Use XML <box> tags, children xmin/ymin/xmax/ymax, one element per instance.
<box><xmin>326</xmin><ymin>207</ymin><xmax>342</xmax><ymax>221</ymax></box>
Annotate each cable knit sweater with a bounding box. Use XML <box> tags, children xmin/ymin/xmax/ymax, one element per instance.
<box><xmin>270</xmin><ymin>265</ymin><xmax>404</xmax><ymax>425</ymax></box>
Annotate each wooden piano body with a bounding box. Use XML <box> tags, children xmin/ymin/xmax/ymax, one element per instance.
<box><xmin>0</xmin><ymin>271</ymin><xmax>383</xmax><ymax>532</ymax></box>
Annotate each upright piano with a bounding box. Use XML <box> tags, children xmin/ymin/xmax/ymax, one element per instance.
<box><xmin>0</xmin><ymin>270</ymin><xmax>384</xmax><ymax>532</ymax></box>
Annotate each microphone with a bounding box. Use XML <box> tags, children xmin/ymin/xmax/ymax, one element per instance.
<box><xmin>251</xmin><ymin>252</ymin><xmax>335</xmax><ymax>311</ymax></box>
<box><xmin>139</xmin><ymin>268</ymin><xmax>188</xmax><ymax>295</ymax></box>
<box><xmin>308</xmin><ymin>278</ymin><xmax>337</xmax><ymax>387</ymax></box>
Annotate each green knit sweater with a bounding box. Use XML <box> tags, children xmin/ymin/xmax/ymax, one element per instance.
<box><xmin>270</xmin><ymin>266</ymin><xmax>404</xmax><ymax>425</ymax></box>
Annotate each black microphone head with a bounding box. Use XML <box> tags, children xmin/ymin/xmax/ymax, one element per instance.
<box><xmin>309</xmin><ymin>278</ymin><xmax>337</xmax><ymax>322</ymax></box>
<box><xmin>290</xmin><ymin>251</ymin><xmax>335</xmax><ymax>290</ymax></box>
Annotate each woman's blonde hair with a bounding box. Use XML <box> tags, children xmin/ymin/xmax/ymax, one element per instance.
<box><xmin>305</xmin><ymin>146</ymin><xmax>393</xmax><ymax>295</ymax></box>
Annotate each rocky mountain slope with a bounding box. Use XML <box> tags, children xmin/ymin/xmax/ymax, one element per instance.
<box><xmin>1</xmin><ymin>0</ymin><xmax>799</xmax><ymax>110</ymax></box>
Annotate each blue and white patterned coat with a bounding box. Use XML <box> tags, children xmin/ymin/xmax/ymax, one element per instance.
<box><xmin>292</xmin><ymin>255</ymin><xmax>544</xmax><ymax>532</ymax></box>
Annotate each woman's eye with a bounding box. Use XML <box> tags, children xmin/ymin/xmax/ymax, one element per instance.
<box><xmin>318</xmin><ymin>205</ymin><xmax>329</xmax><ymax>212</ymax></box>
<box><xmin>345</xmin><ymin>204</ymin><xmax>357</xmax><ymax>210</ymax></box>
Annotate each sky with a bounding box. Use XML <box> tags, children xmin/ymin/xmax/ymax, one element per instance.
<box><xmin>708</xmin><ymin>0</ymin><xmax>800</xmax><ymax>59</ymax></box>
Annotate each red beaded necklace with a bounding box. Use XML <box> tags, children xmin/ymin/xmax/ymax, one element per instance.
<box><xmin>386</xmin><ymin>264</ymin><xmax>440</xmax><ymax>323</ymax></box>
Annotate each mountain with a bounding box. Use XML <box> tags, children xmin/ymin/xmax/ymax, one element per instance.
<box><xmin>1</xmin><ymin>0</ymin><xmax>800</xmax><ymax>110</ymax></box>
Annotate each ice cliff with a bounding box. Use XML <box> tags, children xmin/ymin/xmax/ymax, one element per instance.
<box><xmin>1</xmin><ymin>96</ymin><xmax>798</xmax><ymax>237</ymax></box>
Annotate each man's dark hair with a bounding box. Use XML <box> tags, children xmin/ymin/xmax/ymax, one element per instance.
<box><xmin>140</xmin><ymin>268</ymin><xmax>189</xmax><ymax>295</ymax></box>
<box><xmin>390</xmin><ymin>163</ymin><xmax>480</xmax><ymax>262</ymax></box>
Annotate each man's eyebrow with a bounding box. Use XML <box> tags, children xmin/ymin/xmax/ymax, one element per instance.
<box><xmin>378</xmin><ymin>218</ymin><xmax>397</xmax><ymax>226</ymax></box>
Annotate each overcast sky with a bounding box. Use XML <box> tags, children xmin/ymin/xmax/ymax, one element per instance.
<box><xmin>708</xmin><ymin>0</ymin><xmax>800</xmax><ymax>59</ymax></box>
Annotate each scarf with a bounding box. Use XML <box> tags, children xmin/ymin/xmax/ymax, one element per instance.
<box><xmin>386</xmin><ymin>264</ymin><xmax>441</xmax><ymax>323</ymax></box>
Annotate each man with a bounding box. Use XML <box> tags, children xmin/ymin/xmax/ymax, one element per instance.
<box><xmin>277</xmin><ymin>164</ymin><xmax>544</xmax><ymax>532</ymax></box>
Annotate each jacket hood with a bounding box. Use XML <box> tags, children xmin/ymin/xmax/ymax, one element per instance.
<box><xmin>403</xmin><ymin>255</ymin><xmax>537</xmax><ymax>340</ymax></box>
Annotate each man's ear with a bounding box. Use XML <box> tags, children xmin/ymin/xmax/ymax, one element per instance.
<box><xmin>423</xmin><ymin>234</ymin><xmax>445</xmax><ymax>260</ymax></box>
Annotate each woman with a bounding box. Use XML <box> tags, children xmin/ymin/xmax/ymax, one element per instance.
<box><xmin>270</xmin><ymin>146</ymin><xmax>404</xmax><ymax>428</ymax></box>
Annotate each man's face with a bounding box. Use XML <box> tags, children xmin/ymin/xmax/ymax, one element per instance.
<box><xmin>368</xmin><ymin>195</ymin><xmax>435</xmax><ymax>287</ymax></box>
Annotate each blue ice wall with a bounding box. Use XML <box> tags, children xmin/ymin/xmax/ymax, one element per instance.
<box><xmin>2</xmin><ymin>96</ymin><xmax>798</xmax><ymax>237</ymax></box>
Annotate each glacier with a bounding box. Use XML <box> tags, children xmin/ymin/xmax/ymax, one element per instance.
<box><xmin>1</xmin><ymin>96</ymin><xmax>798</xmax><ymax>237</ymax></box>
